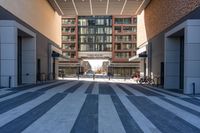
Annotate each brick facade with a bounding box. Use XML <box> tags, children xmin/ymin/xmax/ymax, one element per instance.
<box><xmin>145</xmin><ymin>0</ymin><xmax>200</xmax><ymax>40</ymax></box>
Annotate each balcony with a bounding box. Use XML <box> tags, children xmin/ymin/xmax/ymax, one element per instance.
<box><xmin>62</xmin><ymin>39</ymin><xmax>76</xmax><ymax>43</ymax></box>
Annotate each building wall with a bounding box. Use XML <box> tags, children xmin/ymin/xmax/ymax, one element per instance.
<box><xmin>137</xmin><ymin>11</ymin><xmax>147</xmax><ymax>47</ymax></box>
<box><xmin>150</xmin><ymin>33</ymin><xmax>164</xmax><ymax>77</ymax></box>
<box><xmin>142</xmin><ymin>0</ymin><xmax>200</xmax><ymax>92</ymax></box>
<box><xmin>0</xmin><ymin>21</ymin><xmax>37</xmax><ymax>87</ymax></box>
<box><xmin>0</xmin><ymin>0</ymin><xmax>61</xmax><ymax>45</ymax></box>
<box><xmin>0</xmin><ymin>2</ymin><xmax>61</xmax><ymax>87</ymax></box>
<box><xmin>144</xmin><ymin>0</ymin><xmax>200</xmax><ymax>40</ymax></box>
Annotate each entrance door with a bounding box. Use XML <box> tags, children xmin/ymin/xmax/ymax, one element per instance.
<box><xmin>53</xmin><ymin>58</ymin><xmax>56</xmax><ymax>80</ymax></box>
<box><xmin>17</xmin><ymin>36</ymin><xmax>22</xmax><ymax>85</ymax></box>
<box><xmin>37</xmin><ymin>59</ymin><xmax>41</xmax><ymax>81</ymax></box>
<box><xmin>160</xmin><ymin>62</ymin><xmax>164</xmax><ymax>86</ymax></box>
<box><xmin>180</xmin><ymin>37</ymin><xmax>184</xmax><ymax>90</ymax></box>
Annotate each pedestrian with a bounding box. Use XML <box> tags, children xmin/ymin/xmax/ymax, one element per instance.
<box><xmin>62</xmin><ymin>71</ymin><xmax>64</xmax><ymax>79</ymax></box>
<box><xmin>93</xmin><ymin>73</ymin><xmax>95</xmax><ymax>80</ymax></box>
<box><xmin>108</xmin><ymin>72</ymin><xmax>111</xmax><ymax>80</ymax></box>
<box><xmin>77</xmin><ymin>72</ymin><xmax>79</xmax><ymax>80</ymax></box>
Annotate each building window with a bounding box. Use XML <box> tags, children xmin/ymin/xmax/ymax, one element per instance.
<box><xmin>123</xmin><ymin>18</ymin><xmax>131</xmax><ymax>24</ymax></box>
<box><xmin>78</xmin><ymin>19</ymin><xmax>88</xmax><ymax>26</ymax></box>
<box><xmin>122</xmin><ymin>44</ymin><xmax>132</xmax><ymax>50</ymax></box>
<box><xmin>105</xmin><ymin>27</ymin><xmax>112</xmax><ymax>34</ymax></box>
<box><xmin>115</xmin><ymin>18</ymin><xmax>123</xmax><ymax>24</ymax></box>
<box><xmin>115</xmin><ymin>52</ymin><xmax>130</xmax><ymax>58</ymax></box>
<box><xmin>96</xmin><ymin>28</ymin><xmax>104</xmax><ymax>34</ymax></box>
<box><xmin>96</xmin><ymin>19</ymin><xmax>104</xmax><ymax>25</ymax></box>
<box><xmin>123</xmin><ymin>26</ymin><xmax>136</xmax><ymax>33</ymax></box>
<box><xmin>78</xmin><ymin>16</ymin><xmax>112</xmax><ymax>52</ymax></box>
<box><xmin>62</xmin><ymin>18</ymin><xmax>76</xmax><ymax>25</ymax></box>
<box><xmin>62</xmin><ymin>35</ymin><xmax>75</xmax><ymax>42</ymax></box>
<box><xmin>79</xmin><ymin>27</ymin><xmax>88</xmax><ymax>34</ymax></box>
<box><xmin>115</xmin><ymin>26</ymin><xmax>121</xmax><ymax>33</ymax></box>
<box><xmin>116</xmin><ymin>43</ymin><xmax>121</xmax><ymax>50</ymax></box>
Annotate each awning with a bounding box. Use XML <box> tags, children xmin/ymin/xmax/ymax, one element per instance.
<box><xmin>129</xmin><ymin>41</ymin><xmax>148</xmax><ymax>61</ymax></box>
<box><xmin>129</xmin><ymin>55</ymin><xmax>140</xmax><ymax>61</ymax></box>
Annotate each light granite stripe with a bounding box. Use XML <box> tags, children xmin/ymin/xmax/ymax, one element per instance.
<box><xmin>92</xmin><ymin>83</ymin><xmax>99</xmax><ymax>94</ymax></box>
<box><xmin>119</xmin><ymin>95</ymin><xmax>161</xmax><ymax>133</ymax></box>
<box><xmin>120</xmin><ymin>84</ymin><xmax>145</xmax><ymax>96</ymax></box>
<box><xmin>23</xmin><ymin>93</ymin><xmax>86</xmax><ymax>133</ymax></box>
<box><xmin>98</xmin><ymin>95</ymin><xmax>126</xmax><ymax>133</ymax></box>
<box><xmin>148</xmin><ymin>97</ymin><xmax>200</xmax><ymax>130</ymax></box>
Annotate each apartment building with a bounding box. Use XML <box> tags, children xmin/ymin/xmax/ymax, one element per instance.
<box><xmin>59</xmin><ymin>15</ymin><xmax>139</xmax><ymax>77</ymax></box>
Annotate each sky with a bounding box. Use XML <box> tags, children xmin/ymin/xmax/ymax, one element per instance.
<box><xmin>83</xmin><ymin>59</ymin><xmax>109</xmax><ymax>71</ymax></box>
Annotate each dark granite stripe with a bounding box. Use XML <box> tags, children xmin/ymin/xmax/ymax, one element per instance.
<box><xmin>0</xmin><ymin>82</ymin><xmax>67</xmax><ymax>99</ymax></box>
<box><xmin>85</xmin><ymin>82</ymin><xmax>95</xmax><ymax>94</ymax></box>
<box><xmin>111</xmin><ymin>96</ymin><xmax>143</xmax><ymax>133</ymax></box>
<box><xmin>0</xmin><ymin>93</ymin><xmax>66</xmax><ymax>133</ymax></box>
<box><xmin>70</xmin><ymin>95</ymin><xmax>98</xmax><ymax>133</ymax></box>
<box><xmin>128</xmin><ymin>84</ymin><xmax>163</xmax><ymax>96</ymax></box>
<box><xmin>143</xmin><ymin>85</ymin><xmax>180</xmax><ymax>97</ymax></box>
<box><xmin>63</xmin><ymin>82</ymin><xmax>83</xmax><ymax>93</ymax></box>
<box><xmin>36</xmin><ymin>82</ymin><xmax>67</xmax><ymax>92</ymax></box>
<box><xmin>180</xmin><ymin>98</ymin><xmax>200</xmax><ymax>106</ymax></box>
<box><xmin>8</xmin><ymin>84</ymin><xmax>39</xmax><ymax>91</ymax></box>
<box><xmin>99</xmin><ymin>84</ymin><xmax>116</xmax><ymax>95</ymax></box>
<box><xmin>194</xmin><ymin>97</ymin><xmax>200</xmax><ymax>101</ymax></box>
<box><xmin>0</xmin><ymin>91</ymin><xmax>18</xmax><ymax>99</ymax></box>
<box><xmin>8</xmin><ymin>81</ymin><xmax>53</xmax><ymax>91</ymax></box>
<box><xmin>0</xmin><ymin>92</ymin><xmax>43</xmax><ymax>114</ymax></box>
<box><xmin>161</xmin><ymin>97</ymin><xmax>200</xmax><ymax>118</ymax></box>
<box><xmin>127</xmin><ymin>96</ymin><xmax>200</xmax><ymax>133</ymax></box>
<box><xmin>117</xmin><ymin>84</ymin><xmax>135</xmax><ymax>95</ymax></box>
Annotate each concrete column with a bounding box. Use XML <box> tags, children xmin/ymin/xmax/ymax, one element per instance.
<box><xmin>164</xmin><ymin>37</ymin><xmax>180</xmax><ymax>89</ymax></box>
<box><xmin>0</xmin><ymin>26</ymin><xmax>18</xmax><ymax>87</ymax></box>
<box><xmin>184</xmin><ymin>21</ymin><xmax>200</xmax><ymax>94</ymax></box>
<box><xmin>0</xmin><ymin>20</ymin><xmax>36</xmax><ymax>87</ymax></box>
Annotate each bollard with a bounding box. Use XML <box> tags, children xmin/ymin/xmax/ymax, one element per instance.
<box><xmin>192</xmin><ymin>82</ymin><xmax>195</xmax><ymax>95</ymax></box>
<box><xmin>9</xmin><ymin>76</ymin><xmax>11</xmax><ymax>88</ymax></box>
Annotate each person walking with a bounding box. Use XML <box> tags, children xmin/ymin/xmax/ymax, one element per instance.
<box><xmin>93</xmin><ymin>73</ymin><xmax>95</xmax><ymax>80</ymax></box>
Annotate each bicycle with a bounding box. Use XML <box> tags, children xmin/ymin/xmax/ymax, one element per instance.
<box><xmin>139</xmin><ymin>77</ymin><xmax>155</xmax><ymax>85</ymax></box>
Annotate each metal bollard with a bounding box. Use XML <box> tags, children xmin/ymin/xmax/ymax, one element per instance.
<box><xmin>192</xmin><ymin>82</ymin><xmax>196</xmax><ymax>95</ymax></box>
<box><xmin>9</xmin><ymin>76</ymin><xmax>11</xmax><ymax>88</ymax></box>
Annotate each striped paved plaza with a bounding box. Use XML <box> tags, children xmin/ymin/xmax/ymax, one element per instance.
<box><xmin>0</xmin><ymin>79</ymin><xmax>200</xmax><ymax>133</ymax></box>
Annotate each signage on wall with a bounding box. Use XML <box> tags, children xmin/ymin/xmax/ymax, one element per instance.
<box><xmin>87</xmin><ymin>53</ymin><xmax>104</xmax><ymax>57</ymax></box>
<box><xmin>139</xmin><ymin>53</ymin><xmax>147</xmax><ymax>58</ymax></box>
<box><xmin>78</xmin><ymin>52</ymin><xmax>112</xmax><ymax>58</ymax></box>
<box><xmin>52</xmin><ymin>52</ymin><xmax>60</xmax><ymax>57</ymax></box>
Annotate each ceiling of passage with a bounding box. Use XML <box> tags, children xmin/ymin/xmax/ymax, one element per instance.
<box><xmin>48</xmin><ymin>0</ymin><xmax>150</xmax><ymax>16</ymax></box>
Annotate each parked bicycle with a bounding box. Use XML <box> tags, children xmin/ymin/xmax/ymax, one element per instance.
<box><xmin>139</xmin><ymin>77</ymin><xmax>155</xmax><ymax>85</ymax></box>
